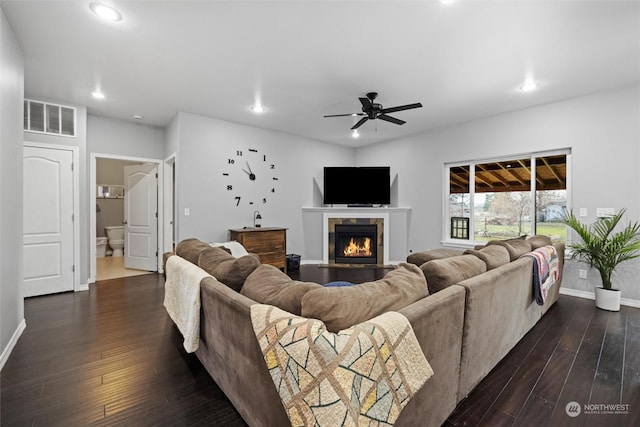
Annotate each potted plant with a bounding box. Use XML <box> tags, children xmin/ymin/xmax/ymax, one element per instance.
<box><xmin>562</xmin><ymin>208</ymin><xmax>640</xmax><ymax>311</ymax></box>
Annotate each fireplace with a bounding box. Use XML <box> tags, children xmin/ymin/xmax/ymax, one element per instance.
<box><xmin>334</xmin><ymin>224</ymin><xmax>378</xmax><ymax>264</ymax></box>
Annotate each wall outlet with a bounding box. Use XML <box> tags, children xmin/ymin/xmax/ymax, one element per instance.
<box><xmin>579</xmin><ymin>269</ymin><xmax>588</xmax><ymax>279</ymax></box>
<box><xmin>184</xmin><ymin>208</ymin><xmax>190</xmax><ymax>216</ymax></box>
<box><xmin>596</xmin><ymin>207</ymin><xmax>615</xmax><ymax>217</ymax></box>
<box><xmin>579</xmin><ymin>208</ymin><xmax>588</xmax><ymax>217</ymax></box>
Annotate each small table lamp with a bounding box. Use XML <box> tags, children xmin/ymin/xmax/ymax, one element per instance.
<box><xmin>253</xmin><ymin>210</ymin><xmax>262</xmax><ymax>228</ymax></box>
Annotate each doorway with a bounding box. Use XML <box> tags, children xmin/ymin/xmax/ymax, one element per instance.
<box><xmin>90</xmin><ymin>154</ymin><xmax>164</xmax><ymax>283</ymax></box>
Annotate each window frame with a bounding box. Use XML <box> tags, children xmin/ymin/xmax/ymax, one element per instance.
<box><xmin>24</xmin><ymin>99</ymin><xmax>77</xmax><ymax>138</ymax></box>
<box><xmin>442</xmin><ymin>149</ymin><xmax>571</xmax><ymax>248</ymax></box>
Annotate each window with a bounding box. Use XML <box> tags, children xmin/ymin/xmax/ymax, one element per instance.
<box><xmin>24</xmin><ymin>99</ymin><xmax>75</xmax><ymax>137</ymax></box>
<box><xmin>446</xmin><ymin>151</ymin><xmax>569</xmax><ymax>245</ymax></box>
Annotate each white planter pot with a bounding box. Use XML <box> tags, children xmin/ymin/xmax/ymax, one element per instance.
<box><xmin>594</xmin><ymin>287</ymin><xmax>621</xmax><ymax>312</ymax></box>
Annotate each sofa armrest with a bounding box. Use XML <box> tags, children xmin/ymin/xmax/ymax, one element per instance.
<box><xmin>196</xmin><ymin>277</ymin><xmax>290</xmax><ymax>427</ymax></box>
<box><xmin>396</xmin><ymin>285</ymin><xmax>466</xmax><ymax>427</ymax></box>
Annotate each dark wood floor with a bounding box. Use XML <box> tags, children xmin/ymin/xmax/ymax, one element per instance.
<box><xmin>1</xmin><ymin>266</ymin><xmax>638</xmax><ymax>426</ymax></box>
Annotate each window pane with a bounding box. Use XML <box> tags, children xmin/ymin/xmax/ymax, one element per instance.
<box><xmin>61</xmin><ymin>107</ymin><xmax>75</xmax><ymax>135</ymax></box>
<box><xmin>474</xmin><ymin>191</ymin><xmax>532</xmax><ymax>241</ymax></box>
<box><xmin>23</xmin><ymin>101</ymin><xmax>28</xmax><ymax>129</ymax></box>
<box><xmin>449</xmin><ymin>166</ymin><xmax>470</xmax><ymax>240</ymax></box>
<box><xmin>535</xmin><ymin>154</ymin><xmax>567</xmax><ymax>243</ymax></box>
<box><xmin>46</xmin><ymin>104</ymin><xmax>60</xmax><ymax>134</ymax></box>
<box><xmin>475</xmin><ymin>158</ymin><xmax>531</xmax><ymax>241</ymax></box>
<box><xmin>29</xmin><ymin>102</ymin><xmax>45</xmax><ymax>132</ymax></box>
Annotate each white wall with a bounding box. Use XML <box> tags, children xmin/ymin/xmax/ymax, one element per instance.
<box><xmin>174</xmin><ymin>112</ymin><xmax>354</xmax><ymax>258</ymax></box>
<box><xmin>88</xmin><ymin>114</ymin><xmax>165</xmax><ymax>159</ymax></box>
<box><xmin>0</xmin><ymin>6</ymin><xmax>25</xmax><ymax>369</ymax></box>
<box><xmin>356</xmin><ymin>85</ymin><xmax>640</xmax><ymax>302</ymax></box>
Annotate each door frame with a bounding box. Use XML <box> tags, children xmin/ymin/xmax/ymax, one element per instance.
<box><xmin>90</xmin><ymin>153</ymin><xmax>164</xmax><ymax>283</ymax></box>
<box><xmin>163</xmin><ymin>153</ymin><xmax>176</xmax><ymax>254</ymax></box>
<box><xmin>24</xmin><ymin>141</ymin><xmax>80</xmax><ymax>292</ymax></box>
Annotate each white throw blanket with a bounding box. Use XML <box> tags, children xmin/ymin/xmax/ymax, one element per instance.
<box><xmin>164</xmin><ymin>255</ymin><xmax>212</xmax><ymax>353</ymax></box>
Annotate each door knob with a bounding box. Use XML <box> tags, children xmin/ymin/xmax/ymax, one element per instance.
<box><xmin>122</xmin><ymin>220</ymin><xmax>128</xmax><ymax>225</ymax></box>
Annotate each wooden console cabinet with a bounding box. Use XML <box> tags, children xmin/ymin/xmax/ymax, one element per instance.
<box><xmin>229</xmin><ymin>227</ymin><xmax>287</xmax><ymax>271</ymax></box>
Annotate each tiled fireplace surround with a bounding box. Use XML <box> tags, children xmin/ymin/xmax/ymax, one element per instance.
<box><xmin>323</xmin><ymin>213</ymin><xmax>390</xmax><ymax>265</ymax></box>
<box><xmin>301</xmin><ymin>207</ymin><xmax>410</xmax><ymax>264</ymax></box>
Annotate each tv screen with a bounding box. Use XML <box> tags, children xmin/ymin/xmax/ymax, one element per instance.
<box><xmin>323</xmin><ymin>166</ymin><xmax>391</xmax><ymax>206</ymax></box>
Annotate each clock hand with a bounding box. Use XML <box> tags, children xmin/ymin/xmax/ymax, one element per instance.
<box><xmin>246</xmin><ymin>161</ymin><xmax>253</xmax><ymax>174</ymax></box>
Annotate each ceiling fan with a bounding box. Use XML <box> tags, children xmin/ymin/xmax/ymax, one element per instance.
<box><xmin>324</xmin><ymin>92</ymin><xmax>423</xmax><ymax>130</ymax></box>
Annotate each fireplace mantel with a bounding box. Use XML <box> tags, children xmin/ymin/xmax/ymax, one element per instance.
<box><xmin>301</xmin><ymin>207</ymin><xmax>411</xmax><ymax>264</ymax></box>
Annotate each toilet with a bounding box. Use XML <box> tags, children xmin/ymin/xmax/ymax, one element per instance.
<box><xmin>96</xmin><ymin>237</ymin><xmax>108</xmax><ymax>258</ymax></box>
<box><xmin>105</xmin><ymin>226</ymin><xmax>125</xmax><ymax>257</ymax></box>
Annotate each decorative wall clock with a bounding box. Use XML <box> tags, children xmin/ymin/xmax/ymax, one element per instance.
<box><xmin>222</xmin><ymin>147</ymin><xmax>278</xmax><ymax>207</ymax></box>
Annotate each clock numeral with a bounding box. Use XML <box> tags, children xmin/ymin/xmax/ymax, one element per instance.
<box><xmin>272</xmin><ymin>177</ymin><xmax>279</xmax><ymax>181</ymax></box>
<box><xmin>236</xmin><ymin>150</ymin><xmax>243</xmax><ymax>156</ymax></box>
<box><xmin>270</xmin><ymin>164</ymin><xmax>275</xmax><ymax>169</ymax></box>
<box><xmin>249</xmin><ymin>148</ymin><xmax>258</xmax><ymax>153</ymax></box>
<box><xmin>227</xmin><ymin>185</ymin><xmax>233</xmax><ymax>191</ymax></box>
<box><xmin>271</xmin><ymin>188</ymin><xmax>275</xmax><ymax>193</ymax></box>
<box><xmin>262</xmin><ymin>198</ymin><xmax>267</xmax><ymax>204</ymax></box>
<box><xmin>235</xmin><ymin>196</ymin><xmax>241</xmax><ymax>206</ymax></box>
<box><xmin>222</xmin><ymin>173</ymin><xmax>229</xmax><ymax>176</ymax></box>
<box><xmin>263</xmin><ymin>155</ymin><xmax>266</xmax><ymax>162</ymax></box>
<box><xmin>228</xmin><ymin>159</ymin><xmax>235</xmax><ymax>164</ymax></box>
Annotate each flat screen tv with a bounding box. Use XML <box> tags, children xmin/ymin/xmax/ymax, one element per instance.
<box><xmin>323</xmin><ymin>166</ymin><xmax>391</xmax><ymax>206</ymax></box>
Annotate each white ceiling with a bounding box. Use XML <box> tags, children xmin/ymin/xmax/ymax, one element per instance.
<box><xmin>3</xmin><ymin>0</ymin><xmax>639</xmax><ymax>147</ymax></box>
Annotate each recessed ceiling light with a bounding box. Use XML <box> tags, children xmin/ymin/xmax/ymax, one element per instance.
<box><xmin>519</xmin><ymin>80</ymin><xmax>540</xmax><ymax>92</ymax></box>
<box><xmin>250</xmin><ymin>104</ymin><xmax>266</xmax><ymax>113</ymax></box>
<box><xmin>89</xmin><ymin>3</ymin><xmax>122</xmax><ymax>22</ymax></box>
<box><xmin>351</xmin><ymin>130</ymin><xmax>360</xmax><ymax>138</ymax></box>
<box><xmin>439</xmin><ymin>0</ymin><xmax>456</xmax><ymax>4</ymax></box>
<box><xmin>92</xmin><ymin>91</ymin><xmax>105</xmax><ymax>99</ymax></box>
<box><xmin>133</xmin><ymin>114</ymin><xmax>144</xmax><ymax>120</ymax></box>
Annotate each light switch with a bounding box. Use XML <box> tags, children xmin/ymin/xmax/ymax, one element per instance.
<box><xmin>596</xmin><ymin>208</ymin><xmax>615</xmax><ymax>217</ymax></box>
<box><xmin>184</xmin><ymin>208</ymin><xmax>190</xmax><ymax>216</ymax></box>
<box><xmin>579</xmin><ymin>208</ymin><xmax>587</xmax><ymax>217</ymax></box>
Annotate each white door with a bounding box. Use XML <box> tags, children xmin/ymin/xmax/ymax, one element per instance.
<box><xmin>23</xmin><ymin>146</ymin><xmax>75</xmax><ymax>297</ymax></box>
<box><xmin>124</xmin><ymin>164</ymin><xmax>158</xmax><ymax>271</ymax></box>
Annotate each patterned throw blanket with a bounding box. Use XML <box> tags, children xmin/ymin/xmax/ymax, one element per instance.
<box><xmin>164</xmin><ymin>255</ymin><xmax>212</xmax><ymax>353</ymax></box>
<box><xmin>521</xmin><ymin>246</ymin><xmax>560</xmax><ymax>305</ymax></box>
<box><xmin>250</xmin><ymin>304</ymin><xmax>433</xmax><ymax>426</ymax></box>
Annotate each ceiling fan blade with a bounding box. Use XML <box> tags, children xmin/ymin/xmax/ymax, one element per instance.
<box><xmin>323</xmin><ymin>113</ymin><xmax>366</xmax><ymax>118</ymax></box>
<box><xmin>359</xmin><ymin>97</ymin><xmax>373</xmax><ymax>110</ymax></box>
<box><xmin>381</xmin><ymin>102</ymin><xmax>423</xmax><ymax>114</ymax></box>
<box><xmin>351</xmin><ymin>117</ymin><xmax>369</xmax><ymax>130</ymax></box>
<box><xmin>377</xmin><ymin>114</ymin><xmax>406</xmax><ymax>125</ymax></box>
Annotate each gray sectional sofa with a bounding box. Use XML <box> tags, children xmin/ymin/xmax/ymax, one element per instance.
<box><xmin>164</xmin><ymin>235</ymin><xmax>563</xmax><ymax>426</ymax></box>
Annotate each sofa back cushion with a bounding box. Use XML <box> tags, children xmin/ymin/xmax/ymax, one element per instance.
<box><xmin>464</xmin><ymin>245</ymin><xmax>510</xmax><ymax>270</ymax></box>
<box><xmin>300</xmin><ymin>263</ymin><xmax>429</xmax><ymax>333</ymax></box>
<box><xmin>241</xmin><ymin>264</ymin><xmax>322</xmax><ymax>315</ymax></box>
<box><xmin>175</xmin><ymin>238</ymin><xmax>211</xmax><ymax>265</ymax></box>
<box><xmin>487</xmin><ymin>239</ymin><xmax>532</xmax><ymax>261</ymax></box>
<box><xmin>406</xmin><ymin>248</ymin><xmax>463</xmax><ymax>267</ymax></box>
<box><xmin>420</xmin><ymin>255</ymin><xmax>487</xmax><ymax>294</ymax></box>
<box><xmin>198</xmin><ymin>247</ymin><xmax>260</xmax><ymax>292</ymax></box>
<box><xmin>526</xmin><ymin>235</ymin><xmax>553</xmax><ymax>250</ymax></box>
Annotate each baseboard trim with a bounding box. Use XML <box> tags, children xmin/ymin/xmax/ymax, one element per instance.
<box><xmin>0</xmin><ymin>318</ymin><xmax>26</xmax><ymax>371</ymax></box>
<box><xmin>560</xmin><ymin>288</ymin><xmax>640</xmax><ymax>308</ymax></box>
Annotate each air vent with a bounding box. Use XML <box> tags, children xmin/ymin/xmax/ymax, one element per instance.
<box><xmin>24</xmin><ymin>99</ymin><xmax>76</xmax><ymax>137</ymax></box>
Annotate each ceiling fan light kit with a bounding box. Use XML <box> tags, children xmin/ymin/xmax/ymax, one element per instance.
<box><xmin>324</xmin><ymin>92</ymin><xmax>423</xmax><ymax>130</ymax></box>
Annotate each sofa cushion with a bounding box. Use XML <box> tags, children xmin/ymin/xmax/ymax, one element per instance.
<box><xmin>175</xmin><ymin>238</ymin><xmax>211</xmax><ymax>265</ymax></box>
<box><xmin>526</xmin><ymin>235</ymin><xmax>553</xmax><ymax>250</ymax></box>
<box><xmin>487</xmin><ymin>239</ymin><xmax>532</xmax><ymax>261</ymax></box>
<box><xmin>241</xmin><ymin>264</ymin><xmax>322</xmax><ymax>315</ymax></box>
<box><xmin>198</xmin><ymin>247</ymin><xmax>261</xmax><ymax>292</ymax></box>
<box><xmin>420</xmin><ymin>255</ymin><xmax>487</xmax><ymax>294</ymax></box>
<box><xmin>407</xmin><ymin>248</ymin><xmax>463</xmax><ymax>266</ymax></box>
<box><xmin>464</xmin><ymin>245</ymin><xmax>510</xmax><ymax>270</ymax></box>
<box><xmin>300</xmin><ymin>263</ymin><xmax>429</xmax><ymax>333</ymax></box>
<box><xmin>211</xmin><ymin>240</ymin><xmax>251</xmax><ymax>258</ymax></box>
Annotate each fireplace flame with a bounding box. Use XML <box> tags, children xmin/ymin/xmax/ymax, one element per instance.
<box><xmin>343</xmin><ymin>237</ymin><xmax>372</xmax><ymax>257</ymax></box>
